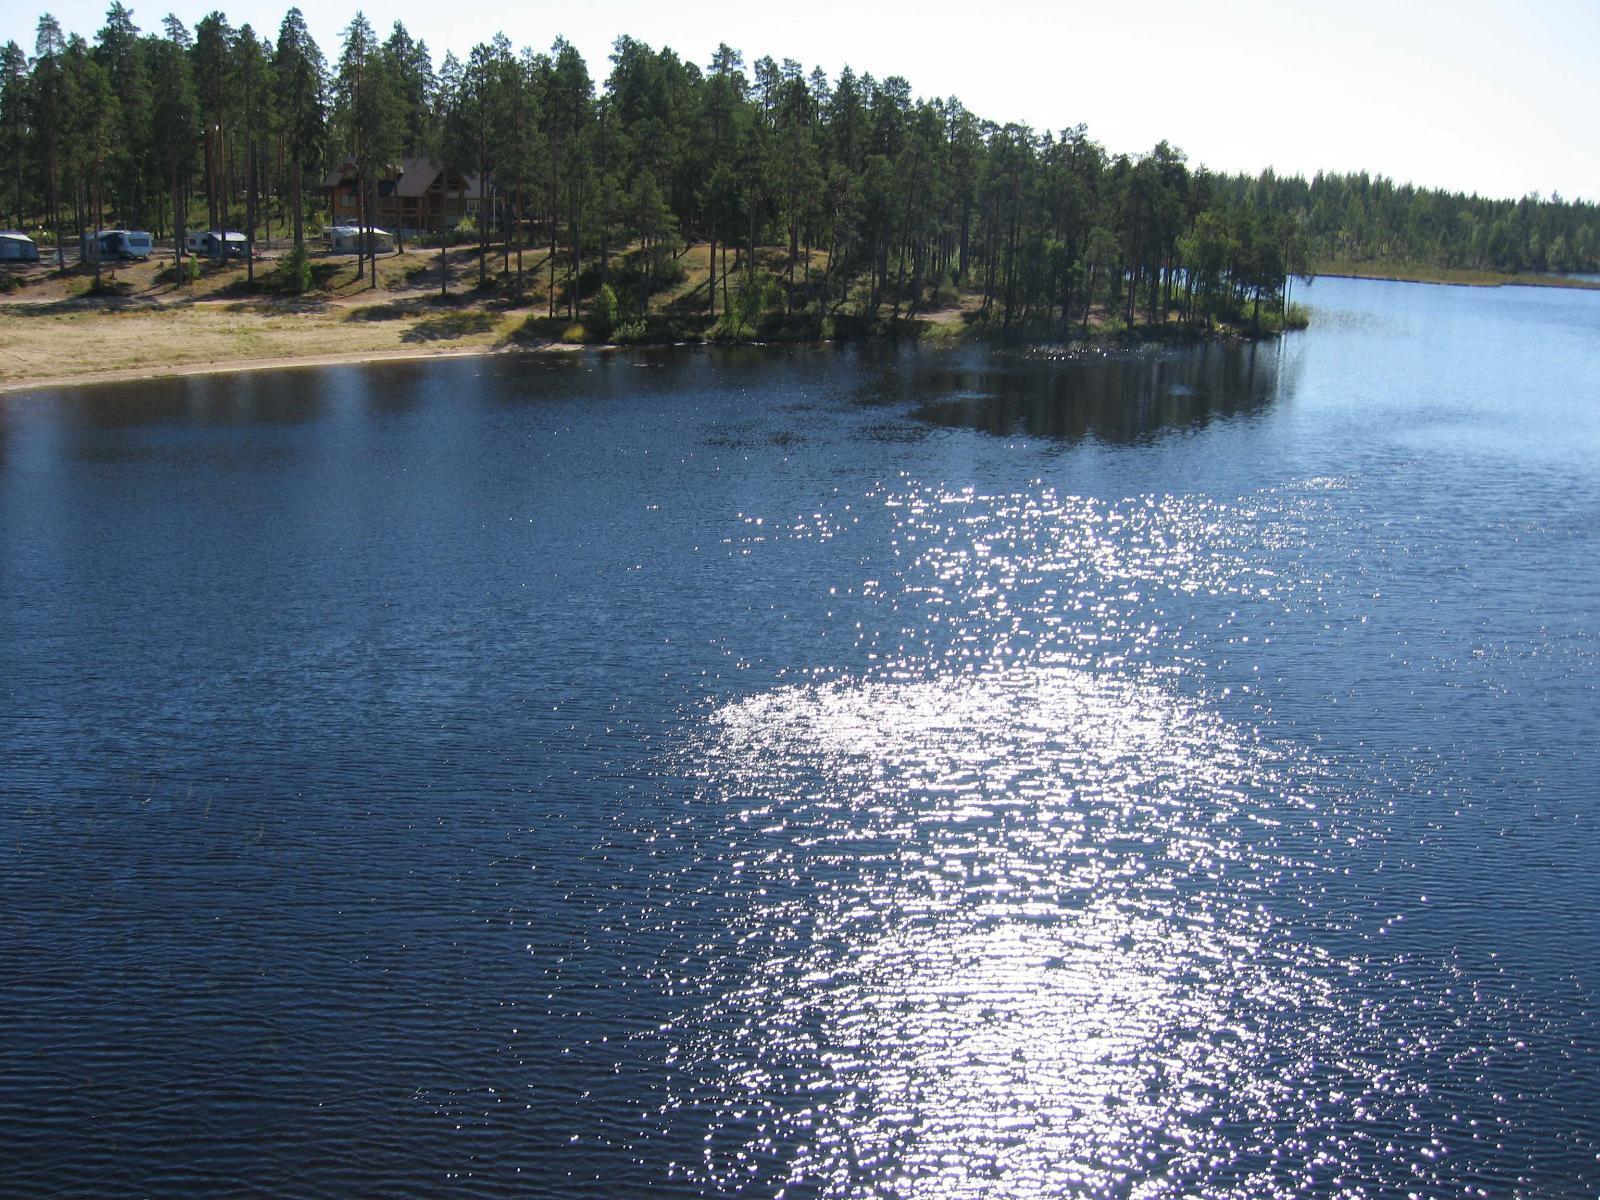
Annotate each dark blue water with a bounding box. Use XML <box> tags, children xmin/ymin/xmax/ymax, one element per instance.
<box><xmin>3</xmin><ymin>276</ymin><xmax>1598</xmax><ymax>1197</ymax></box>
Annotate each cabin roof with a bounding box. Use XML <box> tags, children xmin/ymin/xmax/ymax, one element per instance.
<box><xmin>323</xmin><ymin>156</ymin><xmax>488</xmax><ymax>200</ymax></box>
<box><xmin>395</xmin><ymin>157</ymin><xmax>441</xmax><ymax>197</ymax></box>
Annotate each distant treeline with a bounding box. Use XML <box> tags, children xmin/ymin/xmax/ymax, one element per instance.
<box><xmin>1216</xmin><ymin>170</ymin><xmax>1597</xmax><ymax>277</ymax></box>
<box><xmin>2</xmin><ymin>6</ymin><xmax>1595</xmax><ymax>327</ymax></box>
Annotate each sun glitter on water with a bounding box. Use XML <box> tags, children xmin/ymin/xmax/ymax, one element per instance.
<box><xmin>657</xmin><ymin>666</ymin><xmax>1427</xmax><ymax>1198</ymax></box>
<box><xmin>640</xmin><ymin>464</ymin><xmax>1499</xmax><ymax>1198</ymax></box>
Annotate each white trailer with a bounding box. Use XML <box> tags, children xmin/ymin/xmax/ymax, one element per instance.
<box><xmin>81</xmin><ymin>229</ymin><xmax>154</xmax><ymax>262</ymax></box>
<box><xmin>0</xmin><ymin>231</ymin><xmax>40</xmax><ymax>262</ymax></box>
<box><xmin>324</xmin><ymin>225</ymin><xmax>394</xmax><ymax>254</ymax></box>
<box><xmin>185</xmin><ymin>230</ymin><xmax>247</xmax><ymax>258</ymax></box>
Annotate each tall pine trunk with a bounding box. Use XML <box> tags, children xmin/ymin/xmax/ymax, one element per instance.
<box><xmin>568</xmin><ymin>204</ymin><xmax>580</xmax><ymax>321</ymax></box>
<box><xmin>91</xmin><ymin>180</ymin><xmax>103</xmax><ymax>288</ymax></box>
<box><xmin>173</xmin><ymin>164</ymin><xmax>186</xmax><ymax>287</ymax></box>
<box><xmin>438</xmin><ymin>182</ymin><xmax>450</xmax><ymax>298</ymax></box>
<box><xmin>245</xmin><ymin>142</ymin><xmax>256</xmax><ymax>287</ymax></box>
<box><xmin>547</xmin><ymin>190</ymin><xmax>558</xmax><ymax>317</ymax></box>
<box><xmin>707</xmin><ymin>237</ymin><xmax>716</xmax><ymax>317</ymax></box>
<box><xmin>291</xmin><ymin>161</ymin><xmax>303</xmax><ymax>250</ymax></box>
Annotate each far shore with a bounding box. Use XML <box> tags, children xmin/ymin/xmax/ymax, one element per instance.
<box><xmin>11</xmin><ymin>240</ymin><xmax>1592</xmax><ymax>396</ymax></box>
<box><xmin>0</xmin><ymin>233</ymin><xmax>1330</xmax><ymax>395</ymax></box>
<box><xmin>1308</xmin><ymin>262</ymin><xmax>1600</xmax><ymax>290</ymax></box>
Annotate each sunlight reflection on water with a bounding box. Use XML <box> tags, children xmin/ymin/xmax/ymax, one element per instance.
<box><xmin>625</xmin><ymin>455</ymin><xmax>1585</xmax><ymax>1199</ymax></box>
<box><xmin>665</xmin><ymin>666</ymin><xmax>1426</xmax><ymax>1199</ymax></box>
<box><xmin>649</xmin><ymin>472</ymin><xmax>1460</xmax><ymax>1199</ymax></box>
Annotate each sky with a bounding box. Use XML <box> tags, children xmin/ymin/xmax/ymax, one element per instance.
<box><xmin>5</xmin><ymin>0</ymin><xmax>1596</xmax><ymax>203</ymax></box>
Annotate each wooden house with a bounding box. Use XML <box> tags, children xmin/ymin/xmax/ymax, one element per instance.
<box><xmin>321</xmin><ymin>158</ymin><xmax>486</xmax><ymax>238</ymax></box>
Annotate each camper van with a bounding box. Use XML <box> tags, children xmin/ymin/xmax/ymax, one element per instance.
<box><xmin>81</xmin><ymin>229</ymin><xmax>153</xmax><ymax>262</ymax></box>
<box><xmin>0</xmin><ymin>231</ymin><xmax>39</xmax><ymax>262</ymax></box>
<box><xmin>185</xmin><ymin>230</ymin><xmax>247</xmax><ymax>258</ymax></box>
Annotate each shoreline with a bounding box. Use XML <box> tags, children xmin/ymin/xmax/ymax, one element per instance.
<box><xmin>0</xmin><ymin>239</ymin><xmax>1304</xmax><ymax>395</ymax></box>
<box><xmin>21</xmin><ymin>239</ymin><xmax>1592</xmax><ymax>396</ymax></box>
<box><xmin>22</xmin><ymin>259</ymin><xmax>1590</xmax><ymax>396</ymax></box>
<box><xmin>0</xmin><ymin>321</ymin><xmax>1271</xmax><ymax>395</ymax></box>
<box><xmin>0</xmin><ymin>341</ymin><xmax>583</xmax><ymax>396</ymax></box>
<box><xmin>1308</xmin><ymin>264</ymin><xmax>1600</xmax><ymax>291</ymax></box>
<box><xmin>0</xmin><ymin>290</ymin><xmax>1299</xmax><ymax>395</ymax></box>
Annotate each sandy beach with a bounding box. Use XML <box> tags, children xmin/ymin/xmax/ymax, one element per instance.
<box><xmin>0</xmin><ymin>246</ymin><xmax>645</xmax><ymax>394</ymax></box>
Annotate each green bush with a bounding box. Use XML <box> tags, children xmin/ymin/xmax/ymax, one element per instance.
<box><xmin>1233</xmin><ymin>300</ymin><xmax>1310</xmax><ymax>335</ymax></box>
<box><xmin>755</xmin><ymin>309</ymin><xmax>827</xmax><ymax>341</ymax></box>
<box><xmin>828</xmin><ymin>310</ymin><xmax>880</xmax><ymax>340</ymax></box>
<box><xmin>588</xmin><ymin>282</ymin><xmax>620</xmax><ymax>336</ymax></box>
<box><xmin>734</xmin><ymin>272</ymin><xmax>783</xmax><ymax>331</ymax></box>
<box><xmin>152</xmin><ymin>256</ymin><xmax>204</xmax><ymax>286</ymax></box>
<box><xmin>274</xmin><ymin>244</ymin><xmax>313</xmax><ymax>294</ymax></box>
<box><xmin>85</xmin><ymin>276</ymin><xmax>133</xmax><ymax>297</ymax></box>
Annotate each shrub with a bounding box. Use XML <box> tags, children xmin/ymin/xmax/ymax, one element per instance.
<box><xmin>734</xmin><ymin>272</ymin><xmax>783</xmax><ymax>331</ymax></box>
<box><xmin>829</xmin><ymin>310</ymin><xmax>880</xmax><ymax>340</ymax></box>
<box><xmin>156</xmin><ymin>256</ymin><xmax>204</xmax><ymax>285</ymax></box>
<box><xmin>588</xmin><ymin>283</ymin><xmax>620</xmax><ymax>337</ymax></box>
<box><xmin>755</xmin><ymin>309</ymin><xmax>826</xmax><ymax>341</ymax></box>
<box><xmin>274</xmin><ymin>244</ymin><xmax>313</xmax><ymax>294</ymax></box>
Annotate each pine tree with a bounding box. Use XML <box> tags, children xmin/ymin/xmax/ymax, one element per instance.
<box><xmin>271</xmin><ymin>7</ymin><xmax>324</xmax><ymax>257</ymax></box>
<box><xmin>151</xmin><ymin>16</ymin><xmax>197</xmax><ymax>281</ymax></box>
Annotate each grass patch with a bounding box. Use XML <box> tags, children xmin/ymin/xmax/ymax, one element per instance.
<box><xmin>345</xmin><ymin>299</ymin><xmax>421</xmax><ymax>322</ymax></box>
<box><xmin>83</xmin><ymin>278</ymin><xmax>136</xmax><ymax>298</ymax></box>
<box><xmin>914</xmin><ymin>317</ymin><xmax>967</xmax><ymax>342</ymax></box>
<box><xmin>400</xmin><ymin>311</ymin><xmax>497</xmax><ymax>342</ymax></box>
<box><xmin>507</xmin><ymin>314</ymin><xmax>592</xmax><ymax>344</ymax></box>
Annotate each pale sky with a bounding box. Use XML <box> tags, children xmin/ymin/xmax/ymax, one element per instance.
<box><xmin>5</xmin><ymin>0</ymin><xmax>1596</xmax><ymax>203</ymax></box>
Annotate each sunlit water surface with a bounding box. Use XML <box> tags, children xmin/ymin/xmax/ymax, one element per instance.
<box><xmin>2</xmin><ymin>277</ymin><xmax>1598</xmax><ymax>1197</ymax></box>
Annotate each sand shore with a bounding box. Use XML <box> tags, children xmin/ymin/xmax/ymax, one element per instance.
<box><xmin>0</xmin><ymin>244</ymin><xmax>640</xmax><ymax>395</ymax></box>
<box><xmin>0</xmin><ymin>283</ymin><xmax>586</xmax><ymax>395</ymax></box>
<box><xmin>0</xmin><ymin>339</ymin><xmax>579</xmax><ymax>396</ymax></box>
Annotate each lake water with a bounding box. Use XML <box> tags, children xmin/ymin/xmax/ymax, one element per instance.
<box><xmin>3</xmin><ymin>276</ymin><xmax>1599</xmax><ymax>1197</ymax></box>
